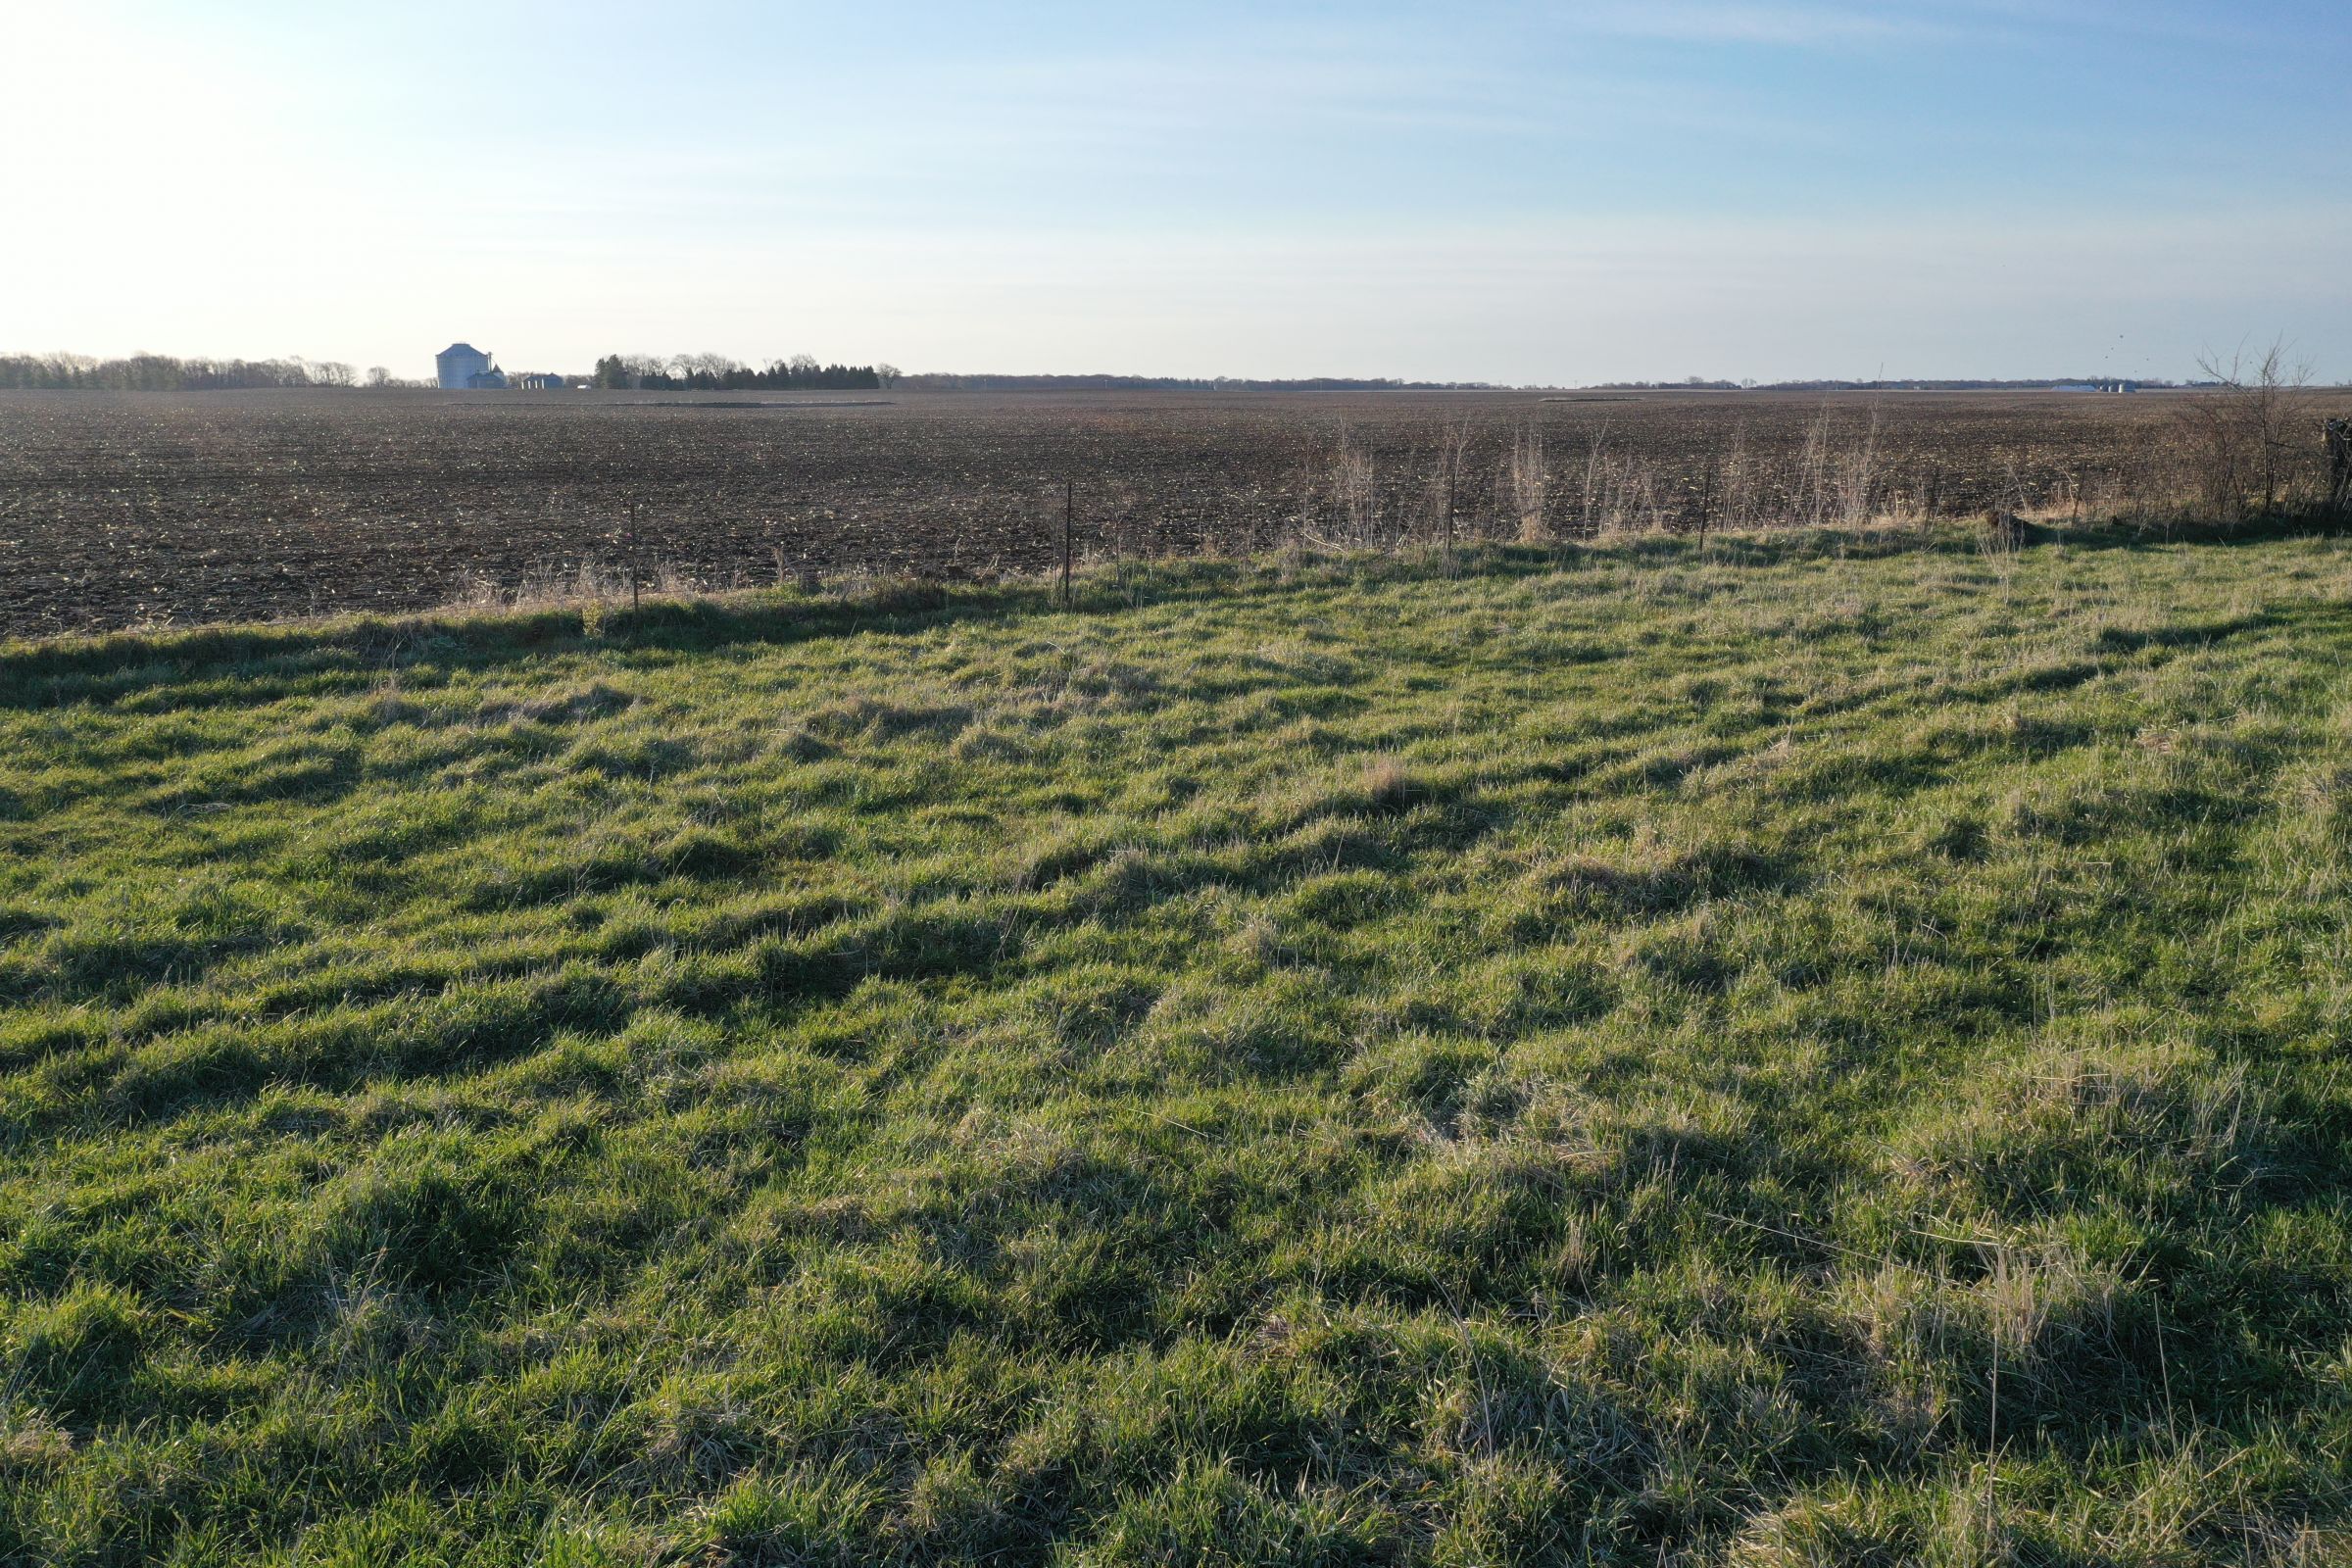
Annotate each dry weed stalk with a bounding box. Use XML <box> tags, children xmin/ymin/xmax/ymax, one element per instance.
<box><xmin>1331</xmin><ymin>424</ymin><xmax>1378</xmax><ymax>547</ymax></box>
<box><xmin>1430</xmin><ymin>418</ymin><xmax>1474</xmax><ymax>553</ymax></box>
<box><xmin>1508</xmin><ymin>422</ymin><xmax>1549</xmax><ymax>542</ymax></box>
<box><xmin>1796</xmin><ymin>406</ymin><xmax>1835</xmax><ymax>527</ymax></box>
<box><xmin>1720</xmin><ymin>421</ymin><xmax>1757</xmax><ymax>532</ymax></box>
<box><xmin>1834</xmin><ymin>400</ymin><xmax>1884</xmax><ymax>527</ymax></box>
<box><xmin>1578</xmin><ymin>416</ymin><xmax>1612</xmax><ymax>534</ymax></box>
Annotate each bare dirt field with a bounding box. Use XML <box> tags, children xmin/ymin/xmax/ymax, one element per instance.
<box><xmin>2</xmin><ymin>386</ymin><xmax>2340</xmax><ymax>637</ymax></box>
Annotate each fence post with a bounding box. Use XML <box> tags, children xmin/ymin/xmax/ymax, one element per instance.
<box><xmin>1444</xmin><ymin>462</ymin><xmax>1455</xmax><ymax>556</ymax></box>
<box><xmin>1060</xmin><ymin>479</ymin><xmax>1074</xmax><ymax>607</ymax></box>
<box><xmin>2328</xmin><ymin>418</ymin><xmax>2352</xmax><ymax>514</ymax></box>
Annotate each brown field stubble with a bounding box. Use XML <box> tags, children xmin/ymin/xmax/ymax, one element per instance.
<box><xmin>1</xmin><ymin>385</ymin><xmax>2345</xmax><ymax>637</ymax></box>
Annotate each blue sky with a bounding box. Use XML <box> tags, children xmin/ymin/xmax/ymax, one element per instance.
<box><xmin>4</xmin><ymin>1</ymin><xmax>2345</xmax><ymax>381</ymax></box>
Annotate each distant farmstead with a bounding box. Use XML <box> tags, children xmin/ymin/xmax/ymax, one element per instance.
<box><xmin>435</xmin><ymin>343</ymin><xmax>507</xmax><ymax>390</ymax></box>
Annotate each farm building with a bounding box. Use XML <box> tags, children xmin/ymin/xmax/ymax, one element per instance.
<box><xmin>435</xmin><ymin>343</ymin><xmax>507</xmax><ymax>390</ymax></box>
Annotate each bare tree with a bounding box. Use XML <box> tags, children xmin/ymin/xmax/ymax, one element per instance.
<box><xmin>366</xmin><ymin>366</ymin><xmax>392</xmax><ymax>388</ymax></box>
<box><xmin>2179</xmin><ymin>337</ymin><xmax>2314</xmax><ymax>521</ymax></box>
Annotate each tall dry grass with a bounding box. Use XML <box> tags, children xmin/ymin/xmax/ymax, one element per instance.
<box><xmin>1508</xmin><ymin>424</ymin><xmax>1548</xmax><ymax>542</ymax></box>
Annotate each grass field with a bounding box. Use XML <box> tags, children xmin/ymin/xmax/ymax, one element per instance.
<box><xmin>2</xmin><ymin>527</ymin><xmax>2349</xmax><ymax>1565</ymax></box>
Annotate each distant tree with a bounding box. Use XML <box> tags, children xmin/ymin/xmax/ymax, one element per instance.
<box><xmin>570</xmin><ymin>351</ymin><xmax>887</xmax><ymax>394</ymax></box>
<box><xmin>0</xmin><ymin>351</ymin><xmax>401</xmax><ymax>391</ymax></box>
<box><xmin>366</xmin><ymin>366</ymin><xmax>392</xmax><ymax>388</ymax></box>
<box><xmin>676</xmin><ymin>352</ymin><xmax>734</xmax><ymax>389</ymax></box>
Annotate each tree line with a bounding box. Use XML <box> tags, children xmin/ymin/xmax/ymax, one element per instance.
<box><xmin>591</xmin><ymin>354</ymin><xmax>898</xmax><ymax>391</ymax></box>
<box><xmin>0</xmin><ymin>353</ymin><xmax>410</xmax><ymax>391</ymax></box>
<box><xmin>897</xmin><ymin>373</ymin><xmax>1497</xmax><ymax>391</ymax></box>
<box><xmin>1</xmin><ymin>349</ymin><xmax>905</xmax><ymax>393</ymax></box>
<box><xmin>1591</xmin><ymin>376</ymin><xmax>2186</xmax><ymax>392</ymax></box>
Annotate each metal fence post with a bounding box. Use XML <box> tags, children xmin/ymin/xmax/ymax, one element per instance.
<box><xmin>2328</xmin><ymin>418</ymin><xmax>2351</xmax><ymax>514</ymax></box>
<box><xmin>1061</xmin><ymin>480</ymin><xmax>1074</xmax><ymax>606</ymax></box>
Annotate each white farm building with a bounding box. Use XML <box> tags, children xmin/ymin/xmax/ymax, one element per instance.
<box><xmin>435</xmin><ymin>343</ymin><xmax>507</xmax><ymax>390</ymax></box>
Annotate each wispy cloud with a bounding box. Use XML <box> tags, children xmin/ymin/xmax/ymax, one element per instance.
<box><xmin>1568</xmin><ymin>2</ymin><xmax>1977</xmax><ymax>47</ymax></box>
<box><xmin>1571</xmin><ymin>0</ymin><xmax>2267</xmax><ymax>51</ymax></box>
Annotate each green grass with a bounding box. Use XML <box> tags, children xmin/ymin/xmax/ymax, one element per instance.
<box><xmin>2</xmin><ymin>529</ymin><xmax>2349</xmax><ymax>1565</ymax></box>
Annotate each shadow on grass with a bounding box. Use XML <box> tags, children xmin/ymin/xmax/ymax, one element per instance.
<box><xmin>2</xmin><ymin>513</ymin><xmax>2345</xmax><ymax>710</ymax></box>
